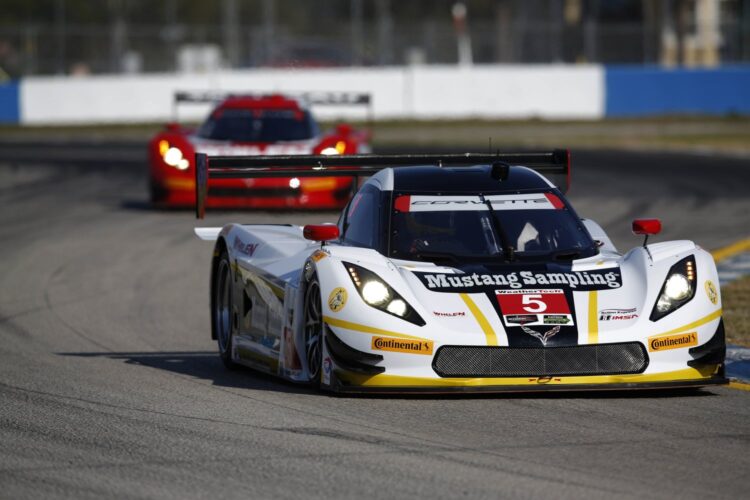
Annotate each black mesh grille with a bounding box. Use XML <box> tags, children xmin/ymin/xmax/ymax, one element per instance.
<box><xmin>432</xmin><ymin>342</ymin><xmax>648</xmax><ymax>377</ymax></box>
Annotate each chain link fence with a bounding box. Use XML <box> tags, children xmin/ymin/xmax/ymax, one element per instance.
<box><xmin>0</xmin><ymin>18</ymin><xmax>748</xmax><ymax>78</ymax></box>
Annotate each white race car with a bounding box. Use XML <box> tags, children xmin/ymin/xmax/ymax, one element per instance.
<box><xmin>194</xmin><ymin>151</ymin><xmax>726</xmax><ymax>393</ymax></box>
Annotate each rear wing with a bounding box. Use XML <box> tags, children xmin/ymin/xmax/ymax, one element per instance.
<box><xmin>194</xmin><ymin>150</ymin><xmax>570</xmax><ymax>219</ymax></box>
<box><xmin>172</xmin><ymin>90</ymin><xmax>372</xmax><ymax>123</ymax></box>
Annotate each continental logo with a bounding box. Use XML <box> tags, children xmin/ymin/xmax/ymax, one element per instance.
<box><xmin>648</xmin><ymin>332</ymin><xmax>698</xmax><ymax>352</ymax></box>
<box><xmin>328</xmin><ymin>287</ymin><xmax>347</xmax><ymax>312</ymax></box>
<box><xmin>371</xmin><ymin>336</ymin><xmax>433</xmax><ymax>355</ymax></box>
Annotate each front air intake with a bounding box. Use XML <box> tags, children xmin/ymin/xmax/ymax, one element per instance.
<box><xmin>432</xmin><ymin>342</ymin><xmax>648</xmax><ymax>378</ymax></box>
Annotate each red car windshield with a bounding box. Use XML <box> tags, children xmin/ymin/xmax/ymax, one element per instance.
<box><xmin>197</xmin><ymin>108</ymin><xmax>318</xmax><ymax>142</ymax></box>
<box><xmin>389</xmin><ymin>192</ymin><xmax>597</xmax><ymax>262</ymax></box>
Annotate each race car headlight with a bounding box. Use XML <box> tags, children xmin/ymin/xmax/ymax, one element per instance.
<box><xmin>160</xmin><ymin>141</ymin><xmax>189</xmax><ymax>170</ymax></box>
<box><xmin>362</xmin><ymin>280</ymin><xmax>389</xmax><ymax>305</ymax></box>
<box><xmin>344</xmin><ymin>262</ymin><xmax>425</xmax><ymax>326</ymax></box>
<box><xmin>650</xmin><ymin>256</ymin><xmax>696</xmax><ymax>321</ymax></box>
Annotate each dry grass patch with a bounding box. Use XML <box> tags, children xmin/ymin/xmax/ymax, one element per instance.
<box><xmin>723</xmin><ymin>275</ymin><xmax>750</xmax><ymax>347</ymax></box>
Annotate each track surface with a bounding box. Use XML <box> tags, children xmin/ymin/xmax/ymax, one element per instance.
<box><xmin>1</xmin><ymin>149</ymin><xmax>749</xmax><ymax>499</ymax></box>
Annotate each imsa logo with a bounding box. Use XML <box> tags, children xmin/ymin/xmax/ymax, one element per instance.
<box><xmin>648</xmin><ymin>332</ymin><xmax>698</xmax><ymax>352</ymax></box>
<box><xmin>371</xmin><ymin>336</ymin><xmax>433</xmax><ymax>355</ymax></box>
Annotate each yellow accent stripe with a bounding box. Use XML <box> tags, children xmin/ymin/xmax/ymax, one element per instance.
<box><xmin>339</xmin><ymin>365</ymin><xmax>720</xmax><ymax>388</ymax></box>
<box><xmin>460</xmin><ymin>293</ymin><xmax>498</xmax><ymax>346</ymax></box>
<box><xmin>323</xmin><ymin>316</ymin><xmax>430</xmax><ymax>342</ymax></box>
<box><xmin>588</xmin><ymin>291</ymin><xmax>598</xmax><ymax>344</ymax></box>
<box><xmin>728</xmin><ymin>381</ymin><xmax>750</xmax><ymax>392</ymax></box>
<box><xmin>164</xmin><ymin>177</ymin><xmax>195</xmax><ymax>190</ymax></box>
<box><xmin>711</xmin><ymin>237</ymin><xmax>750</xmax><ymax>262</ymax></box>
<box><xmin>655</xmin><ymin>309</ymin><xmax>722</xmax><ymax>337</ymax></box>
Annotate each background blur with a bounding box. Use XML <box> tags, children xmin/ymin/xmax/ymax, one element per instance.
<box><xmin>0</xmin><ymin>0</ymin><xmax>748</xmax><ymax>78</ymax></box>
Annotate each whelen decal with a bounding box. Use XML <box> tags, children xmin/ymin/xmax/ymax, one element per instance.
<box><xmin>233</xmin><ymin>236</ymin><xmax>260</xmax><ymax>257</ymax></box>
<box><xmin>371</xmin><ymin>336</ymin><xmax>434</xmax><ymax>355</ymax></box>
<box><xmin>648</xmin><ymin>332</ymin><xmax>698</xmax><ymax>352</ymax></box>
<box><xmin>414</xmin><ymin>269</ymin><xmax>622</xmax><ymax>292</ymax></box>
<box><xmin>393</xmin><ymin>193</ymin><xmax>561</xmax><ymax>212</ymax></box>
<box><xmin>495</xmin><ymin>289</ymin><xmax>574</xmax><ymax>327</ymax></box>
<box><xmin>433</xmin><ymin>311</ymin><xmax>466</xmax><ymax>317</ymax></box>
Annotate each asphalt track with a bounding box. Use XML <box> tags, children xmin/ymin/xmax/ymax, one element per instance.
<box><xmin>0</xmin><ymin>146</ymin><xmax>749</xmax><ymax>499</ymax></box>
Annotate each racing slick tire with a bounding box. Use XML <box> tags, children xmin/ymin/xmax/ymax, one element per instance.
<box><xmin>214</xmin><ymin>250</ymin><xmax>238</xmax><ymax>370</ymax></box>
<box><xmin>303</xmin><ymin>274</ymin><xmax>324</xmax><ymax>388</ymax></box>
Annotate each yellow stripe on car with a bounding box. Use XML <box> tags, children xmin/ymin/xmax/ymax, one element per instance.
<box><xmin>655</xmin><ymin>309</ymin><xmax>722</xmax><ymax>336</ymax></box>
<box><xmin>339</xmin><ymin>365</ymin><xmax>720</xmax><ymax>388</ymax></box>
<box><xmin>323</xmin><ymin>315</ymin><xmax>431</xmax><ymax>342</ymax></box>
<box><xmin>588</xmin><ymin>290</ymin><xmax>598</xmax><ymax>344</ymax></box>
<box><xmin>460</xmin><ymin>293</ymin><xmax>498</xmax><ymax>346</ymax></box>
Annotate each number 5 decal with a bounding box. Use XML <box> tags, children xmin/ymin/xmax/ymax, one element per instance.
<box><xmin>522</xmin><ymin>294</ymin><xmax>547</xmax><ymax>313</ymax></box>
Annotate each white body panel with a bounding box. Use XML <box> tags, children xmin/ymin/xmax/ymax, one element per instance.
<box><xmin>199</xmin><ymin>218</ymin><xmax>723</xmax><ymax>391</ymax></box>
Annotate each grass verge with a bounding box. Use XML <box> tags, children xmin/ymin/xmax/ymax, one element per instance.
<box><xmin>723</xmin><ymin>275</ymin><xmax>750</xmax><ymax>347</ymax></box>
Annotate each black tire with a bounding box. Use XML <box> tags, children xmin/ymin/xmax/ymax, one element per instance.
<box><xmin>303</xmin><ymin>275</ymin><xmax>324</xmax><ymax>386</ymax></box>
<box><xmin>214</xmin><ymin>251</ymin><xmax>237</xmax><ymax>370</ymax></box>
<box><xmin>149</xmin><ymin>179</ymin><xmax>167</xmax><ymax>205</ymax></box>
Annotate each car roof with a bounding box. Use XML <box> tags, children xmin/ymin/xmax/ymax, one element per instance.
<box><xmin>217</xmin><ymin>94</ymin><xmax>306</xmax><ymax>111</ymax></box>
<box><xmin>370</xmin><ymin>165</ymin><xmax>555</xmax><ymax>193</ymax></box>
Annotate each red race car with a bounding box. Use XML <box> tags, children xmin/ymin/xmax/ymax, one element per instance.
<box><xmin>148</xmin><ymin>91</ymin><xmax>372</xmax><ymax>209</ymax></box>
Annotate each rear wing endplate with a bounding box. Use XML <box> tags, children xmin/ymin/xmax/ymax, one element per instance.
<box><xmin>194</xmin><ymin>150</ymin><xmax>570</xmax><ymax>219</ymax></box>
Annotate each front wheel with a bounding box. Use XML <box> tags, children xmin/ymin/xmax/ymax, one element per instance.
<box><xmin>214</xmin><ymin>251</ymin><xmax>237</xmax><ymax>370</ymax></box>
<box><xmin>303</xmin><ymin>275</ymin><xmax>324</xmax><ymax>386</ymax></box>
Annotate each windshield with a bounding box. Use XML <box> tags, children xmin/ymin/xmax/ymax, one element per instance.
<box><xmin>389</xmin><ymin>192</ymin><xmax>597</xmax><ymax>262</ymax></box>
<box><xmin>197</xmin><ymin>108</ymin><xmax>318</xmax><ymax>142</ymax></box>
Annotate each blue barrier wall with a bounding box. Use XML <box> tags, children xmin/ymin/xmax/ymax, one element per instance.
<box><xmin>0</xmin><ymin>81</ymin><xmax>20</xmax><ymax>123</ymax></box>
<box><xmin>605</xmin><ymin>66</ymin><xmax>750</xmax><ymax>117</ymax></box>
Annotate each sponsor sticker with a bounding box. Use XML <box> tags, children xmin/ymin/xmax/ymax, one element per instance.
<box><xmin>393</xmin><ymin>194</ymin><xmax>562</xmax><ymax>213</ymax></box>
<box><xmin>599</xmin><ymin>308</ymin><xmax>639</xmax><ymax>321</ymax></box>
<box><xmin>648</xmin><ymin>332</ymin><xmax>698</xmax><ymax>352</ymax></box>
<box><xmin>543</xmin><ymin>314</ymin><xmax>570</xmax><ymax>325</ymax></box>
<box><xmin>705</xmin><ymin>280</ymin><xmax>718</xmax><ymax>305</ymax></box>
<box><xmin>504</xmin><ymin>314</ymin><xmax>538</xmax><ymax>324</ymax></box>
<box><xmin>371</xmin><ymin>336</ymin><xmax>434</xmax><ymax>355</ymax></box>
<box><xmin>495</xmin><ymin>289</ymin><xmax>574</xmax><ymax>327</ymax></box>
<box><xmin>433</xmin><ymin>311</ymin><xmax>466</xmax><ymax>317</ymax></box>
<box><xmin>414</xmin><ymin>269</ymin><xmax>622</xmax><ymax>292</ymax></box>
<box><xmin>232</xmin><ymin>236</ymin><xmax>260</xmax><ymax>257</ymax></box>
<box><xmin>328</xmin><ymin>287</ymin><xmax>348</xmax><ymax>312</ymax></box>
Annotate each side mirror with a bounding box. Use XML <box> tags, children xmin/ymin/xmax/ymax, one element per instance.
<box><xmin>303</xmin><ymin>224</ymin><xmax>339</xmax><ymax>242</ymax></box>
<box><xmin>632</xmin><ymin>218</ymin><xmax>661</xmax><ymax>258</ymax></box>
<box><xmin>632</xmin><ymin>219</ymin><xmax>662</xmax><ymax>235</ymax></box>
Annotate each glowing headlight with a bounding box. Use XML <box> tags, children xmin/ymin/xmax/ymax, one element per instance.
<box><xmin>386</xmin><ymin>299</ymin><xmax>407</xmax><ymax>316</ymax></box>
<box><xmin>344</xmin><ymin>262</ymin><xmax>425</xmax><ymax>326</ymax></box>
<box><xmin>320</xmin><ymin>147</ymin><xmax>340</xmax><ymax>155</ymax></box>
<box><xmin>163</xmin><ymin>146</ymin><xmax>189</xmax><ymax>170</ymax></box>
<box><xmin>664</xmin><ymin>274</ymin><xmax>690</xmax><ymax>301</ymax></box>
<box><xmin>650</xmin><ymin>256</ymin><xmax>697</xmax><ymax>321</ymax></box>
<box><xmin>362</xmin><ymin>281</ymin><xmax>389</xmax><ymax>305</ymax></box>
<box><xmin>289</xmin><ymin>177</ymin><xmax>301</xmax><ymax>189</ymax></box>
